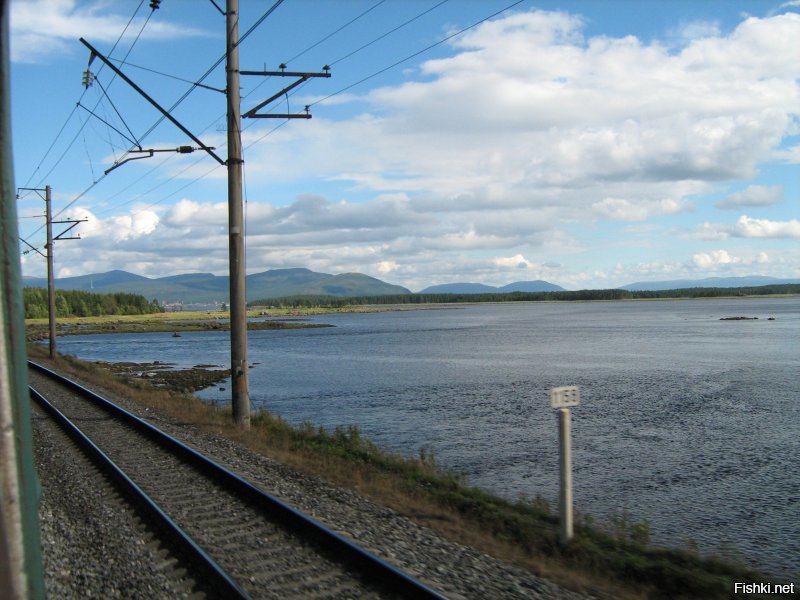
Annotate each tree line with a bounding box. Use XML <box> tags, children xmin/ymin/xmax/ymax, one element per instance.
<box><xmin>24</xmin><ymin>288</ymin><xmax>163</xmax><ymax>319</ymax></box>
<box><xmin>249</xmin><ymin>284</ymin><xmax>800</xmax><ymax>308</ymax></box>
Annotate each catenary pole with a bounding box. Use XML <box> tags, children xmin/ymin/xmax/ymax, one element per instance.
<box><xmin>17</xmin><ymin>185</ymin><xmax>83</xmax><ymax>357</ymax></box>
<box><xmin>227</xmin><ymin>0</ymin><xmax>250</xmax><ymax>428</ymax></box>
<box><xmin>44</xmin><ymin>185</ymin><xmax>56</xmax><ymax>358</ymax></box>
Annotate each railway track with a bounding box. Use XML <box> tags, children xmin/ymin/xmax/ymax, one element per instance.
<box><xmin>29</xmin><ymin>361</ymin><xmax>448</xmax><ymax>600</ymax></box>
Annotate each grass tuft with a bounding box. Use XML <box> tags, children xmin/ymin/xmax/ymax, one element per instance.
<box><xmin>27</xmin><ymin>344</ymin><xmax>792</xmax><ymax>600</ymax></box>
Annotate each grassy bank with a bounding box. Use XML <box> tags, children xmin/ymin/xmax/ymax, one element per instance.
<box><xmin>24</xmin><ymin>309</ymin><xmax>335</xmax><ymax>341</ymax></box>
<box><xmin>27</xmin><ymin>344</ymin><xmax>791</xmax><ymax>599</ymax></box>
<box><xmin>24</xmin><ymin>305</ymin><xmax>428</xmax><ymax>341</ymax></box>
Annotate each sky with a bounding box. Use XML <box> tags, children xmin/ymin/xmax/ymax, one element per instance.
<box><xmin>10</xmin><ymin>0</ymin><xmax>800</xmax><ymax>291</ymax></box>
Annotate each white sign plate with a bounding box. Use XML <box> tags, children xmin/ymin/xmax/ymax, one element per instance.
<box><xmin>550</xmin><ymin>385</ymin><xmax>580</xmax><ymax>408</ymax></box>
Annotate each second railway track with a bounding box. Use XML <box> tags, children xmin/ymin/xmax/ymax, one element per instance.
<box><xmin>29</xmin><ymin>361</ymin><xmax>447</xmax><ymax>600</ymax></box>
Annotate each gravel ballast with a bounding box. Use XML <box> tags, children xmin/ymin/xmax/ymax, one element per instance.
<box><xmin>29</xmin><ymin>363</ymin><xmax>593</xmax><ymax>599</ymax></box>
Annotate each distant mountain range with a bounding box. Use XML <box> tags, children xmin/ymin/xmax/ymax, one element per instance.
<box><xmin>22</xmin><ymin>268</ymin><xmax>411</xmax><ymax>304</ymax></box>
<box><xmin>419</xmin><ymin>280</ymin><xmax>565</xmax><ymax>294</ymax></box>
<box><xmin>22</xmin><ymin>270</ymin><xmax>798</xmax><ymax>304</ymax></box>
<box><xmin>620</xmin><ymin>276</ymin><xmax>800</xmax><ymax>291</ymax></box>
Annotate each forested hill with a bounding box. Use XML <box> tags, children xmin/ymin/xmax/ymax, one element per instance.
<box><xmin>250</xmin><ymin>283</ymin><xmax>800</xmax><ymax>307</ymax></box>
<box><xmin>24</xmin><ymin>288</ymin><xmax>162</xmax><ymax>319</ymax></box>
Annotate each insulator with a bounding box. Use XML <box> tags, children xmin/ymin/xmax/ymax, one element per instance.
<box><xmin>81</xmin><ymin>70</ymin><xmax>94</xmax><ymax>88</ymax></box>
<box><xmin>177</xmin><ymin>146</ymin><xmax>194</xmax><ymax>154</ymax></box>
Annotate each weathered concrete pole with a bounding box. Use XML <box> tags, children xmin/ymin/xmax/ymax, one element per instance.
<box><xmin>226</xmin><ymin>0</ymin><xmax>250</xmax><ymax>428</ymax></box>
<box><xmin>45</xmin><ymin>185</ymin><xmax>56</xmax><ymax>358</ymax></box>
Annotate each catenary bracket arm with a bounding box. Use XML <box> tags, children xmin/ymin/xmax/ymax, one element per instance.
<box><xmin>80</xmin><ymin>38</ymin><xmax>225</xmax><ymax>165</ymax></box>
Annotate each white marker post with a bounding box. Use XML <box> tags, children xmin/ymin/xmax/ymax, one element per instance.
<box><xmin>550</xmin><ymin>385</ymin><xmax>580</xmax><ymax>546</ymax></box>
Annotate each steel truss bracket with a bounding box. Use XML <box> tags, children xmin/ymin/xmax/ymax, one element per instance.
<box><xmin>241</xmin><ymin>67</ymin><xmax>330</xmax><ymax>119</ymax></box>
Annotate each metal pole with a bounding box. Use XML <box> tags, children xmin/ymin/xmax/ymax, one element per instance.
<box><xmin>227</xmin><ymin>0</ymin><xmax>250</xmax><ymax>428</ymax></box>
<box><xmin>44</xmin><ymin>185</ymin><xmax>56</xmax><ymax>358</ymax></box>
<box><xmin>558</xmin><ymin>407</ymin><xmax>573</xmax><ymax>545</ymax></box>
<box><xmin>0</xmin><ymin>0</ymin><xmax>45</xmax><ymax>593</ymax></box>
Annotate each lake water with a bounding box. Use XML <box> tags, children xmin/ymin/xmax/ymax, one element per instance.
<box><xmin>55</xmin><ymin>297</ymin><xmax>800</xmax><ymax>575</ymax></box>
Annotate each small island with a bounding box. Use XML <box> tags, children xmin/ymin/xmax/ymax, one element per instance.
<box><xmin>719</xmin><ymin>316</ymin><xmax>759</xmax><ymax>320</ymax></box>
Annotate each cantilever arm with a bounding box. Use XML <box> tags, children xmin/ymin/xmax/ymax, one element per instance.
<box><xmin>80</xmin><ymin>38</ymin><xmax>225</xmax><ymax>166</ymax></box>
<box><xmin>104</xmin><ymin>151</ymin><xmax>154</xmax><ymax>175</ymax></box>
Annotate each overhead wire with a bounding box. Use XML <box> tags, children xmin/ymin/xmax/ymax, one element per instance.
<box><xmin>145</xmin><ymin>0</ymin><xmax>443</xmax><ymax>179</ymax></box>
<box><xmin>95</xmin><ymin>93</ymin><xmax>120</xmax><ymax>162</ymax></box>
<box><xmin>283</xmin><ymin>0</ymin><xmax>387</xmax><ymax>66</ymax></box>
<box><xmin>31</xmin><ymin>4</ymin><xmax>156</xmax><ymax>199</ymax></box>
<box><xmin>79</xmin><ymin>112</ymin><xmax>98</xmax><ymax>183</ymax></box>
<box><xmin>76</xmin><ymin>100</ymin><xmax>139</xmax><ymax>150</ymax></box>
<box><xmin>110</xmin><ymin>58</ymin><xmax>219</xmax><ymax>90</ymax></box>
<box><xmin>94</xmin><ymin>1</ymin><xmax>289</xmax><ymax>216</ymax></box>
<box><xmin>19</xmin><ymin>0</ymin><xmax>155</xmax><ymax>250</ymax></box>
<box><xmin>268</xmin><ymin>0</ymin><xmax>452</xmax><ymax>120</ymax></box>
<box><xmin>134</xmin><ymin>0</ymin><xmax>285</xmax><ymax>145</ymax></box>
<box><xmin>328</xmin><ymin>0</ymin><xmax>449</xmax><ymax>67</ymax></box>
<box><xmin>308</xmin><ymin>0</ymin><xmax>526</xmax><ymax>109</ymax></box>
<box><xmin>93</xmin><ymin>76</ymin><xmax>142</xmax><ymax>149</ymax></box>
<box><xmin>34</xmin><ymin>0</ymin><xmax>529</xmax><ymax>245</ymax></box>
<box><xmin>21</xmin><ymin>0</ymin><xmax>147</xmax><ymax>188</ymax></box>
<box><xmin>48</xmin><ymin>5</ymin><xmax>158</xmax><ymax>221</ymax></box>
<box><xmin>38</xmin><ymin>0</ymin><xmax>387</xmax><ymax>221</ymax></box>
<box><xmin>100</xmin><ymin>0</ymin><xmax>520</xmax><ymax>218</ymax></box>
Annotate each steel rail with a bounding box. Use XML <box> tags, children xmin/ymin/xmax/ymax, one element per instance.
<box><xmin>28</xmin><ymin>361</ymin><xmax>448</xmax><ymax>600</ymax></box>
<box><xmin>28</xmin><ymin>384</ymin><xmax>250</xmax><ymax>599</ymax></box>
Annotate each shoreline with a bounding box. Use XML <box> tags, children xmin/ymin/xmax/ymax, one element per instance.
<box><xmin>25</xmin><ymin>294</ymin><xmax>794</xmax><ymax>340</ymax></box>
<box><xmin>26</xmin><ymin>345</ymin><xmax>786</xmax><ymax>599</ymax></box>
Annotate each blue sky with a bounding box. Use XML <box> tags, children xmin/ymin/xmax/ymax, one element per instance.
<box><xmin>10</xmin><ymin>0</ymin><xmax>800</xmax><ymax>291</ymax></box>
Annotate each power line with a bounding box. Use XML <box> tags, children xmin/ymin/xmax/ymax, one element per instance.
<box><xmin>266</xmin><ymin>0</ymin><xmax>453</xmax><ymax>112</ymax></box>
<box><xmin>25</xmin><ymin>1</ymin><xmax>157</xmax><ymax>233</ymax></box>
<box><xmin>329</xmin><ymin>0</ymin><xmax>449</xmax><ymax>67</ymax></box>
<box><xmin>23</xmin><ymin>0</ymin><xmax>148</xmax><ymax>189</ymax></box>
<box><xmin>309</xmin><ymin>0</ymin><xmax>526</xmax><ymax>108</ymax></box>
<box><xmin>93</xmin><ymin>76</ymin><xmax>142</xmax><ymax>149</ymax></box>
<box><xmin>283</xmin><ymin>0</ymin><xmax>387</xmax><ymax>66</ymax></box>
<box><xmin>134</xmin><ymin>0</ymin><xmax>285</xmax><ymax>145</ymax></box>
<box><xmin>94</xmin><ymin>111</ymin><xmax>228</xmax><ymax>216</ymax></box>
<box><xmin>83</xmin><ymin>1</ymin><xmax>292</xmax><ymax>218</ymax></box>
<box><xmin>29</xmin><ymin>1</ymin><xmax>528</xmax><ymax>240</ymax></box>
<box><xmin>32</xmin><ymin>1</ymin><xmax>380</xmax><ymax>225</ymax></box>
<box><xmin>111</xmin><ymin>58</ymin><xmax>225</xmax><ymax>92</ymax></box>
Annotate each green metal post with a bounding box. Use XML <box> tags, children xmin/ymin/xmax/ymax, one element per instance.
<box><xmin>0</xmin><ymin>0</ymin><xmax>45</xmax><ymax>596</ymax></box>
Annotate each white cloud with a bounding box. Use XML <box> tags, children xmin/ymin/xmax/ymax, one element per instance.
<box><xmin>733</xmin><ymin>215</ymin><xmax>800</xmax><ymax>238</ymax></box>
<box><xmin>165</xmin><ymin>199</ymin><xmax>228</xmax><ymax>227</ymax></box>
<box><xmin>266</xmin><ymin>9</ymin><xmax>800</xmax><ymax>225</ymax></box>
<box><xmin>691</xmin><ymin>249</ymin><xmax>774</xmax><ymax>270</ymax></box>
<box><xmin>692</xmin><ymin>249</ymin><xmax>739</xmax><ymax>269</ymax></box>
<box><xmin>376</xmin><ymin>260</ymin><xmax>398</xmax><ymax>275</ymax></box>
<box><xmin>494</xmin><ymin>254</ymin><xmax>533</xmax><ymax>270</ymax></box>
<box><xmin>10</xmin><ymin>0</ymin><xmax>209</xmax><ymax>63</ymax></box>
<box><xmin>692</xmin><ymin>222</ymin><xmax>731</xmax><ymax>241</ymax></box>
<box><xmin>670</xmin><ymin>20</ymin><xmax>722</xmax><ymax>44</ymax></box>
<box><xmin>592</xmin><ymin>198</ymin><xmax>649</xmax><ymax>221</ymax></box>
<box><xmin>17</xmin><ymin>7</ymin><xmax>800</xmax><ymax>290</ymax></box>
<box><xmin>690</xmin><ymin>214</ymin><xmax>800</xmax><ymax>240</ymax></box>
<box><xmin>772</xmin><ymin>144</ymin><xmax>800</xmax><ymax>163</ymax></box>
<box><xmin>70</xmin><ymin>206</ymin><xmax>159</xmax><ymax>242</ymax></box>
<box><xmin>715</xmin><ymin>185</ymin><xmax>783</xmax><ymax>209</ymax></box>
